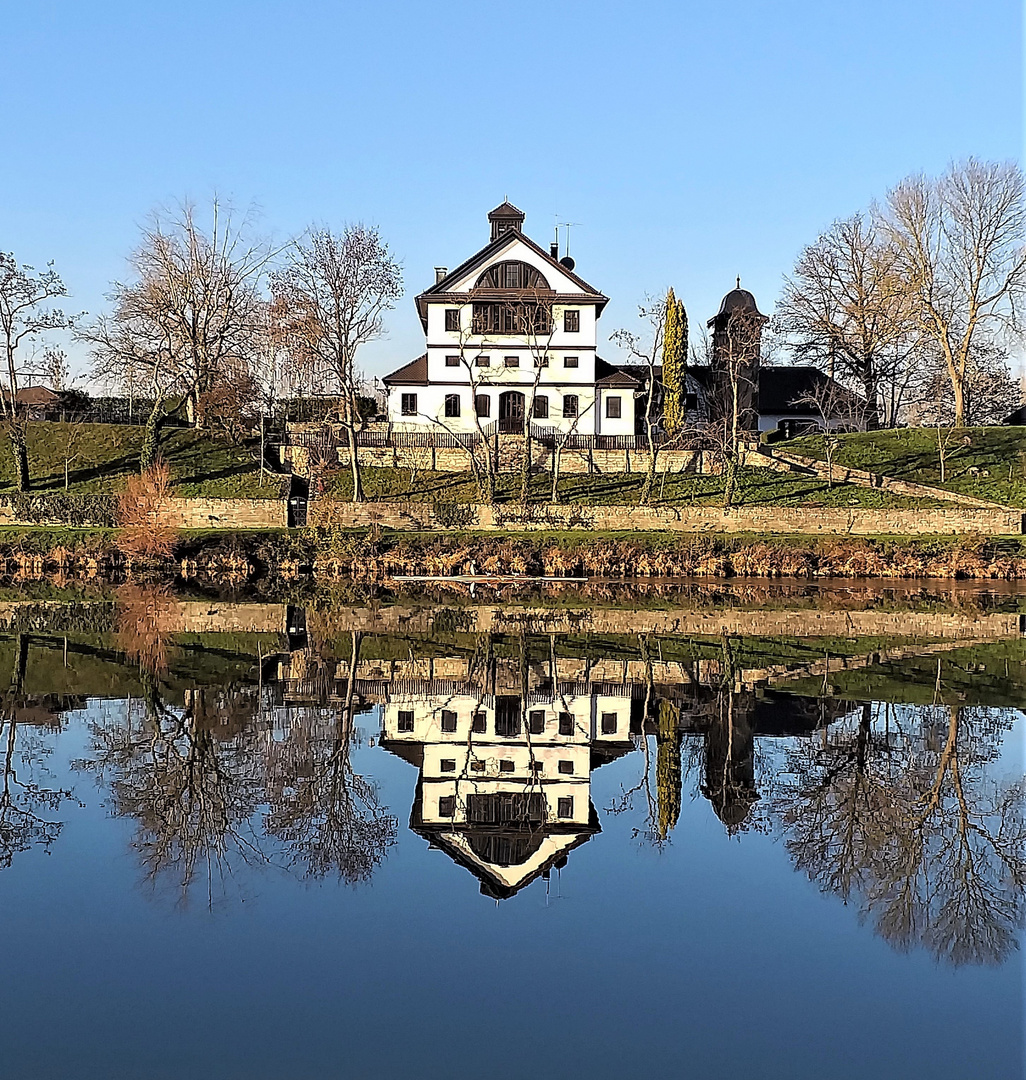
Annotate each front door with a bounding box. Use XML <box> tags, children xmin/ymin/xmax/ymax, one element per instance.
<box><xmin>498</xmin><ymin>390</ymin><xmax>525</xmax><ymax>432</ymax></box>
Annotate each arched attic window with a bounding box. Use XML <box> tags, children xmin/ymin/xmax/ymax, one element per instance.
<box><xmin>475</xmin><ymin>261</ymin><xmax>550</xmax><ymax>291</ymax></box>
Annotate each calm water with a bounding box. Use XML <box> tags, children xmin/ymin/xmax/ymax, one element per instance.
<box><xmin>0</xmin><ymin>584</ymin><xmax>1023</xmax><ymax>1079</ymax></box>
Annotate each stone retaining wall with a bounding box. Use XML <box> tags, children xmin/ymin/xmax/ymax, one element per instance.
<box><xmin>307</xmin><ymin>499</ymin><xmax>1023</xmax><ymax>536</ymax></box>
<box><xmin>160</xmin><ymin>498</ymin><xmax>289</xmax><ymax>529</ymax></box>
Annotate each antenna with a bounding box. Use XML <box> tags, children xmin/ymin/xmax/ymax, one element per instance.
<box><xmin>557</xmin><ymin>222</ymin><xmax>582</xmax><ymax>255</ymax></box>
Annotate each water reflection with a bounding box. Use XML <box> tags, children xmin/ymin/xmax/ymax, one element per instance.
<box><xmin>0</xmin><ymin>589</ymin><xmax>1022</xmax><ymax>968</ymax></box>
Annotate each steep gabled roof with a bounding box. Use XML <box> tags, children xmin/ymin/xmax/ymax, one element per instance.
<box><xmin>382</xmin><ymin>353</ymin><xmax>428</xmax><ymax>386</ymax></box>
<box><xmin>414</xmin><ymin>229</ymin><xmax>608</xmax><ymax>328</ymax></box>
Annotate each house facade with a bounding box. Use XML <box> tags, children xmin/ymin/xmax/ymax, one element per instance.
<box><xmin>383</xmin><ymin>202</ymin><xmax>639</xmax><ymax>438</ymax></box>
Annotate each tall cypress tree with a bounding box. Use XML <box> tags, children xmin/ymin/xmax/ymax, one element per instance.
<box><xmin>661</xmin><ymin>288</ymin><xmax>689</xmax><ymax>434</ymax></box>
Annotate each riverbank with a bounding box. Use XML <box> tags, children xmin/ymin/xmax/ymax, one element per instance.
<box><xmin>6</xmin><ymin>525</ymin><xmax>1026</xmax><ymax>581</ymax></box>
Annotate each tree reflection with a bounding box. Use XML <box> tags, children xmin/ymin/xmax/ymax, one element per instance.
<box><xmin>263</xmin><ymin>632</ymin><xmax>398</xmax><ymax>883</ymax></box>
<box><xmin>80</xmin><ymin>670</ymin><xmax>268</xmax><ymax>907</ymax></box>
<box><xmin>775</xmin><ymin>696</ymin><xmax>1026</xmax><ymax>966</ymax></box>
<box><xmin>0</xmin><ymin>634</ymin><xmax>77</xmax><ymax>869</ymax></box>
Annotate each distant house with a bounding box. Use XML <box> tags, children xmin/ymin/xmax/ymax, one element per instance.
<box><xmin>2</xmin><ymin>385</ymin><xmax>60</xmax><ymax>420</ymax></box>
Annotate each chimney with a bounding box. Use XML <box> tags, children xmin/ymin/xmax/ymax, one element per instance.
<box><xmin>434</xmin><ymin>267</ymin><xmax>447</xmax><ymax>284</ymax></box>
<box><xmin>550</xmin><ymin>241</ymin><xmax>559</xmax><ymax>260</ymax></box>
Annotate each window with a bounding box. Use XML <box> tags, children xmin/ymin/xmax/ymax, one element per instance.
<box><xmin>444</xmin><ymin>354</ymin><xmax>460</xmax><ymax>367</ymax></box>
<box><xmin>558</xmin><ymin>759</ymin><xmax>574</xmax><ymax>775</ymax></box>
<box><xmin>440</xmin><ymin>758</ymin><xmax>456</xmax><ymax>772</ymax></box>
<box><xmin>444</xmin><ymin>394</ymin><xmax>460</xmax><ymax>418</ymax></box>
<box><xmin>397</xmin><ymin>710</ymin><xmax>414</xmax><ymax>732</ymax></box>
<box><xmin>499</xmin><ymin>760</ymin><xmax>515</xmax><ymax>773</ymax></box>
<box><xmin>473</xmin><ymin>302</ymin><xmax>551</xmax><ymax>335</ymax></box>
<box><xmin>601</xmin><ymin>712</ymin><xmax>618</xmax><ymax>734</ymax></box>
<box><xmin>685</xmin><ymin>393</ymin><xmax>698</xmax><ymax>410</ymax></box>
<box><xmin>472</xmin><ymin>712</ymin><xmax>487</xmax><ymax>733</ymax></box>
<box><xmin>444</xmin><ymin>309</ymin><xmax>460</xmax><ymax>332</ymax></box>
<box><xmin>605</xmin><ymin>396</ymin><xmax>621</xmax><ymax>419</ymax></box>
<box><xmin>528</xmin><ymin>710</ymin><xmax>545</xmax><ymax>734</ymax></box>
<box><xmin>438</xmin><ymin>796</ymin><xmax>455</xmax><ymax>817</ymax></box>
<box><xmin>533</xmin><ymin>395</ymin><xmax>549</xmax><ymax>420</ymax></box>
<box><xmin>475</xmin><ymin>394</ymin><xmax>491</xmax><ymax>418</ymax></box>
<box><xmin>564</xmin><ymin>310</ymin><xmax>580</xmax><ymax>333</ymax></box>
<box><xmin>504</xmin><ymin>356</ymin><xmax>520</xmax><ymax>368</ymax></box>
<box><xmin>557</xmin><ymin>796</ymin><xmax>574</xmax><ymax>818</ymax></box>
<box><xmin>401</xmin><ymin>393</ymin><xmax>418</xmax><ymax>416</ymax></box>
<box><xmin>535</xmin><ymin>354</ymin><xmax>550</xmax><ymax>368</ymax></box>
<box><xmin>475</xmin><ymin>354</ymin><xmax>490</xmax><ymax>367</ymax></box>
<box><xmin>558</xmin><ymin>712</ymin><xmax>574</xmax><ymax>735</ymax></box>
<box><xmin>563</xmin><ymin>395</ymin><xmax>579</xmax><ymax>419</ymax></box>
<box><xmin>471</xmin><ymin>760</ymin><xmax>486</xmax><ymax>772</ymax></box>
<box><xmin>564</xmin><ymin>355</ymin><xmax>579</xmax><ymax>369</ymax></box>
<box><xmin>475</xmin><ymin>261</ymin><xmax>549</xmax><ymax>290</ymax></box>
<box><xmin>441</xmin><ymin>709</ymin><xmax>457</xmax><ymax>732</ymax></box>
<box><xmin>494</xmin><ymin>697</ymin><xmax>521</xmax><ymax>737</ymax></box>
<box><xmin>530</xmin><ymin>761</ymin><xmax>544</xmax><ymax>773</ymax></box>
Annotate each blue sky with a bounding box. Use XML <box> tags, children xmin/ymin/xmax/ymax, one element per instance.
<box><xmin>1</xmin><ymin>0</ymin><xmax>1021</xmax><ymax>383</ymax></box>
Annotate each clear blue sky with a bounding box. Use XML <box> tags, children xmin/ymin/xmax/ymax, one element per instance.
<box><xmin>2</xmin><ymin>0</ymin><xmax>1021</xmax><ymax>383</ymax></box>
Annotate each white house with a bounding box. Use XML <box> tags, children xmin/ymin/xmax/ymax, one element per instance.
<box><xmin>383</xmin><ymin>202</ymin><xmax>640</xmax><ymax>438</ymax></box>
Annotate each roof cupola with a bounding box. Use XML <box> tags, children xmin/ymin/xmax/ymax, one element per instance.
<box><xmin>487</xmin><ymin>200</ymin><xmax>525</xmax><ymax>241</ymax></box>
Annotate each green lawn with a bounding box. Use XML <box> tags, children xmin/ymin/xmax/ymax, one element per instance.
<box><xmin>324</xmin><ymin>465</ymin><xmax>942</xmax><ymax>508</ymax></box>
<box><xmin>787</xmin><ymin>427</ymin><xmax>1026</xmax><ymax>506</ymax></box>
<box><xmin>4</xmin><ymin>422</ymin><xmax>288</xmax><ymax>499</ymax></box>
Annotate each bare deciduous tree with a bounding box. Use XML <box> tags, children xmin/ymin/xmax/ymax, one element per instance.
<box><xmin>877</xmin><ymin>159</ymin><xmax>1026</xmax><ymax>427</ymax></box>
<box><xmin>272</xmin><ymin>225</ymin><xmax>403</xmax><ymax>502</ymax></box>
<box><xmin>0</xmin><ymin>254</ymin><xmax>78</xmax><ymax>489</ymax></box>
<box><xmin>776</xmin><ymin>214</ymin><xmax>922</xmax><ymax>427</ymax></box>
<box><xmin>83</xmin><ymin>198</ymin><xmax>273</xmax><ymax>468</ymax></box>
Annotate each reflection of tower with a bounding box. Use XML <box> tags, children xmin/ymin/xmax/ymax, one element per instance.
<box><xmin>656</xmin><ymin>699</ymin><xmax>683</xmax><ymax>840</ymax></box>
<box><xmin>379</xmin><ymin>659</ymin><xmax>634</xmax><ymax>899</ymax></box>
<box><xmin>707</xmin><ymin>281</ymin><xmax>768</xmax><ymax>434</ymax></box>
<box><xmin>701</xmin><ymin>690</ymin><xmax>759</xmax><ymax>831</ymax></box>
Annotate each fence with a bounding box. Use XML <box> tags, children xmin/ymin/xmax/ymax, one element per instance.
<box><xmin>285</xmin><ymin>423</ymin><xmax>674</xmax><ymax>454</ymax></box>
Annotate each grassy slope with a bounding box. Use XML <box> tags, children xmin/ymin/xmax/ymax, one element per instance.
<box><xmin>788</xmin><ymin>427</ymin><xmax>1026</xmax><ymax>506</ymax></box>
<box><xmin>324</xmin><ymin>465</ymin><xmax>943</xmax><ymax>508</ymax></box>
<box><xmin>5</xmin><ymin>423</ymin><xmax>288</xmax><ymax>499</ymax></box>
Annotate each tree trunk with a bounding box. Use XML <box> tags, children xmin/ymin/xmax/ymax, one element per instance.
<box><xmin>952</xmin><ymin>372</ymin><xmax>966</xmax><ymax>427</ymax></box>
<box><xmin>347</xmin><ymin>422</ymin><xmax>364</xmax><ymax>502</ymax></box>
<box><xmin>519</xmin><ymin>414</ymin><xmax>531</xmax><ymax>504</ymax></box>
<box><xmin>140</xmin><ymin>395</ymin><xmax>165</xmax><ymax>472</ymax></box>
<box><xmin>8</xmin><ymin>419</ymin><xmax>29</xmax><ymax>492</ymax></box>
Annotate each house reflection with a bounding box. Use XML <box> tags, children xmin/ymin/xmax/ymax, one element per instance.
<box><xmin>276</xmin><ymin>639</ymin><xmax>851</xmax><ymax>896</ymax></box>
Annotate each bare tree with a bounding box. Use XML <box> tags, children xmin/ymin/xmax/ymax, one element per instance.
<box><xmin>83</xmin><ymin>197</ymin><xmax>273</xmax><ymax>468</ymax></box>
<box><xmin>272</xmin><ymin>226</ymin><xmax>402</xmax><ymax>503</ymax></box>
<box><xmin>776</xmin><ymin>214</ymin><xmax>923</xmax><ymax>427</ymax></box>
<box><xmin>611</xmin><ymin>295</ymin><xmax>668</xmax><ymax>504</ymax></box>
<box><xmin>909</xmin><ymin>337</ymin><xmax>1023</xmax><ymax>427</ymax></box>
<box><xmin>877</xmin><ymin>159</ymin><xmax>1026</xmax><ymax>427</ymax></box>
<box><xmin>792</xmin><ymin>375</ymin><xmax>869</xmax><ymax>485</ymax></box>
<box><xmin>0</xmin><ymin>254</ymin><xmax>78</xmax><ymax>489</ymax></box>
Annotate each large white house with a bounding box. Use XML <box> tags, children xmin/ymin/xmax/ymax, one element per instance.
<box><xmin>383</xmin><ymin>202</ymin><xmax>639</xmax><ymax>437</ymax></box>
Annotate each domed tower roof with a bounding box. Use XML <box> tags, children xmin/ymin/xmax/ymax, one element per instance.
<box><xmin>713</xmin><ymin>277</ymin><xmax>766</xmax><ymax>321</ymax></box>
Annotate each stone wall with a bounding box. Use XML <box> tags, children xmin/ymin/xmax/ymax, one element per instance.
<box><xmin>160</xmin><ymin>498</ymin><xmax>289</xmax><ymax>529</ymax></box>
<box><xmin>306</xmin><ymin>498</ymin><xmax>1023</xmax><ymax>536</ymax></box>
<box><xmin>303</xmin><ymin>603</ymin><xmax>1021</xmax><ymax>640</ymax></box>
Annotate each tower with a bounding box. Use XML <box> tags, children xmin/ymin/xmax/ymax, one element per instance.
<box><xmin>487</xmin><ymin>200</ymin><xmax>526</xmax><ymax>241</ymax></box>
<box><xmin>706</xmin><ymin>280</ymin><xmax>768</xmax><ymax>434</ymax></box>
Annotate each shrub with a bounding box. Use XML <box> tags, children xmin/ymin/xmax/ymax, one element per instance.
<box><xmin>116</xmin><ymin>461</ymin><xmax>178</xmax><ymax>559</ymax></box>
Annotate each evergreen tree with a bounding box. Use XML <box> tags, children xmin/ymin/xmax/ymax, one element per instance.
<box><xmin>661</xmin><ymin>288</ymin><xmax>688</xmax><ymax>434</ymax></box>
